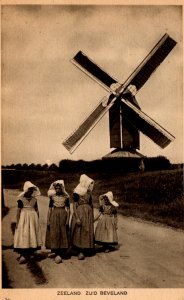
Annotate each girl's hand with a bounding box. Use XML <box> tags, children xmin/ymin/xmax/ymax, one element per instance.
<box><xmin>76</xmin><ymin>218</ymin><xmax>81</xmax><ymax>226</ymax></box>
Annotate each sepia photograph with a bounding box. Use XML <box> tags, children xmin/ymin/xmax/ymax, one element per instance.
<box><xmin>1</xmin><ymin>3</ymin><xmax>183</xmax><ymax>299</ymax></box>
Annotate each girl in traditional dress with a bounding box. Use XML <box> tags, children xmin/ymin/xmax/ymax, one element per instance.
<box><xmin>45</xmin><ymin>180</ymin><xmax>70</xmax><ymax>264</ymax></box>
<box><xmin>14</xmin><ymin>181</ymin><xmax>42</xmax><ymax>264</ymax></box>
<box><xmin>94</xmin><ymin>191</ymin><xmax>119</xmax><ymax>252</ymax></box>
<box><xmin>70</xmin><ymin>174</ymin><xmax>94</xmax><ymax>260</ymax></box>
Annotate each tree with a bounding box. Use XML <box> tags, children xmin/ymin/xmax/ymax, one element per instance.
<box><xmin>10</xmin><ymin>164</ymin><xmax>15</xmax><ymax>169</ymax></box>
<box><xmin>15</xmin><ymin>164</ymin><xmax>22</xmax><ymax>170</ymax></box>
<box><xmin>28</xmin><ymin>163</ymin><xmax>36</xmax><ymax>170</ymax></box>
<box><xmin>35</xmin><ymin>164</ymin><xmax>42</xmax><ymax>171</ymax></box>
<box><xmin>48</xmin><ymin>163</ymin><xmax>58</xmax><ymax>171</ymax></box>
<box><xmin>22</xmin><ymin>163</ymin><xmax>29</xmax><ymax>170</ymax></box>
<box><xmin>42</xmin><ymin>164</ymin><xmax>49</xmax><ymax>170</ymax></box>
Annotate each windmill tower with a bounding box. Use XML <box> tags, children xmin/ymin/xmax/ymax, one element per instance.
<box><xmin>62</xmin><ymin>34</ymin><xmax>176</xmax><ymax>160</ymax></box>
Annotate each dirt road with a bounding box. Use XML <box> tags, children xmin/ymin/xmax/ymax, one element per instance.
<box><xmin>2</xmin><ymin>189</ymin><xmax>184</xmax><ymax>288</ymax></box>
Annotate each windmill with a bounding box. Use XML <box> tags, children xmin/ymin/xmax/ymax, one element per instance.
<box><xmin>62</xmin><ymin>34</ymin><xmax>176</xmax><ymax>159</ymax></box>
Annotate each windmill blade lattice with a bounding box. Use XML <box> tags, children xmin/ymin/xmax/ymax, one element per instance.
<box><xmin>121</xmin><ymin>99</ymin><xmax>175</xmax><ymax>148</ymax></box>
<box><xmin>71</xmin><ymin>51</ymin><xmax>121</xmax><ymax>94</ymax></box>
<box><xmin>62</xmin><ymin>94</ymin><xmax>116</xmax><ymax>153</ymax></box>
<box><xmin>122</xmin><ymin>34</ymin><xmax>177</xmax><ymax>95</ymax></box>
<box><xmin>62</xmin><ymin>33</ymin><xmax>177</xmax><ymax>154</ymax></box>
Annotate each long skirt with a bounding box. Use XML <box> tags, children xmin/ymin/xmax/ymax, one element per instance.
<box><xmin>71</xmin><ymin>204</ymin><xmax>94</xmax><ymax>249</ymax></box>
<box><xmin>95</xmin><ymin>214</ymin><xmax>118</xmax><ymax>245</ymax></box>
<box><xmin>45</xmin><ymin>207</ymin><xmax>69</xmax><ymax>250</ymax></box>
<box><xmin>14</xmin><ymin>208</ymin><xmax>42</xmax><ymax>251</ymax></box>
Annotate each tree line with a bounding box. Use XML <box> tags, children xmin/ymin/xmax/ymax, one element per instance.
<box><xmin>2</xmin><ymin>156</ymin><xmax>182</xmax><ymax>173</ymax></box>
<box><xmin>1</xmin><ymin>163</ymin><xmax>59</xmax><ymax>171</ymax></box>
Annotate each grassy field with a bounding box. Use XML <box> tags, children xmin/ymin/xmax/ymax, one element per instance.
<box><xmin>2</xmin><ymin>168</ymin><xmax>184</xmax><ymax>230</ymax></box>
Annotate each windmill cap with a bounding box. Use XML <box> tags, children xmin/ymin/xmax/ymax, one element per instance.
<box><xmin>99</xmin><ymin>191</ymin><xmax>119</xmax><ymax>207</ymax></box>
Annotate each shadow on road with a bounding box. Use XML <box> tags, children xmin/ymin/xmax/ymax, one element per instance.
<box><xmin>2</xmin><ymin>207</ymin><xmax>10</xmax><ymax>219</ymax></box>
<box><xmin>2</xmin><ymin>198</ymin><xmax>12</xmax><ymax>289</ymax></box>
<box><xmin>27</xmin><ymin>256</ymin><xmax>48</xmax><ymax>285</ymax></box>
<box><xmin>2</xmin><ymin>255</ymin><xmax>12</xmax><ymax>288</ymax></box>
<box><xmin>11</xmin><ymin>222</ymin><xmax>16</xmax><ymax>235</ymax></box>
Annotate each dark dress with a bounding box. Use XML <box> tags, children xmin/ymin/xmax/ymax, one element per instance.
<box><xmin>70</xmin><ymin>192</ymin><xmax>94</xmax><ymax>249</ymax></box>
<box><xmin>45</xmin><ymin>195</ymin><xmax>70</xmax><ymax>250</ymax></box>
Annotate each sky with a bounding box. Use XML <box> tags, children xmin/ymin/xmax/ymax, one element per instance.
<box><xmin>1</xmin><ymin>5</ymin><xmax>183</xmax><ymax>165</ymax></box>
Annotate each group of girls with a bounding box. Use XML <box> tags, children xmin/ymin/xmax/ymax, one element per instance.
<box><xmin>14</xmin><ymin>174</ymin><xmax>119</xmax><ymax>264</ymax></box>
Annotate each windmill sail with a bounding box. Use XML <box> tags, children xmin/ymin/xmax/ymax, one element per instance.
<box><xmin>71</xmin><ymin>34</ymin><xmax>176</xmax><ymax>97</ymax></box>
<box><xmin>62</xmin><ymin>34</ymin><xmax>176</xmax><ymax>154</ymax></box>
<box><xmin>62</xmin><ymin>94</ymin><xmax>116</xmax><ymax>153</ymax></box>
<box><xmin>121</xmin><ymin>98</ymin><xmax>175</xmax><ymax>148</ymax></box>
<box><xmin>122</xmin><ymin>34</ymin><xmax>177</xmax><ymax>94</ymax></box>
<box><xmin>71</xmin><ymin>51</ymin><xmax>121</xmax><ymax>94</ymax></box>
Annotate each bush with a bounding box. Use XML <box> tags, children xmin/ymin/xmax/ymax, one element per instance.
<box><xmin>58</xmin><ymin>156</ymin><xmax>171</xmax><ymax>173</ymax></box>
<box><xmin>59</xmin><ymin>158</ymin><xmax>142</xmax><ymax>173</ymax></box>
<box><xmin>144</xmin><ymin>156</ymin><xmax>171</xmax><ymax>171</ymax></box>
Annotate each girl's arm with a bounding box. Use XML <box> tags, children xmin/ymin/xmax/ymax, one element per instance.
<box><xmin>66</xmin><ymin>207</ymin><xmax>70</xmax><ymax>225</ymax></box>
<box><xmin>16</xmin><ymin>207</ymin><xmax>21</xmax><ymax>228</ymax></box>
<box><xmin>16</xmin><ymin>199</ymin><xmax>23</xmax><ymax>228</ymax></box>
<box><xmin>73</xmin><ymin>193</ymin><xmax>81</xmax><ymax>225</ymax></box>
<box><xmin>47</xmin><ymin>207</ymin><xmax>52</xmax><ymax>226</ymax></box>
<box><xmin>73</xmin><ymin>202</ymin><xmax>81</xmax><ymax>225</ymax></box>
<box><xmin>47</xmin><ymin>197</ymin><xmax>53</xmax><ymax>226</ymax></box>
<box><xmin>113</xmin><ymin>208</ymin><xmax>118</xmax><ymax>230</ymax></box>
<box><xmin>89</xmin><ymin>195</ymin><xmax>93</xmax><ymax>209</ymax></box>
<box><xmin>94</xmin><ymin>205</ymin><xmax>103</xmax><ymax>222</ymax></box>
<box><xmin>34</xmin><ymin>200</ymin><xmax>39</xmax><ymax>217</ymax></box>
<box><xmin>114</xmin><ymin>214</ymin><xmax>118</xmax><ymax>230</ymax></box>
<box><xmin>65</xmin><ymin>198</ymin><xmax>70</xmax><ymax>226</ymax></box>
<box><xmin>93</xmin><ymin>211</ymin><xmax>102</xmax><ymax>222</ymax></box>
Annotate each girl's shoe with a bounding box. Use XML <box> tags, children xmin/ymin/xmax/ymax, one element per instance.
<box><xmin>48</xmin><ymin>252</ymin><xmax>56</xmax><ymax>258</ymax></box>
<box><xmin>55</xmin><ymin>256</ymin><xmax>62</xmax><ymax>264</ymax></box>
<box><xmin>19</xmin><ymin>256</ymin><xmax>27</xmax><ymax>264</ymax></box>
<box><xmin>78</xmin><ymin>252</ymin><xmax>85</xmax><ymax>260</ymax></box>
